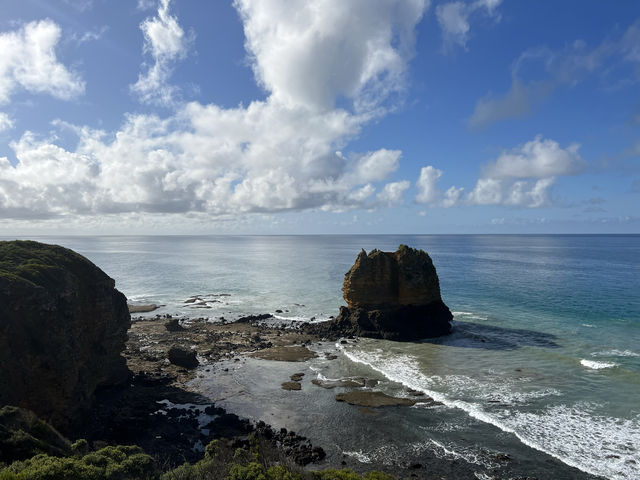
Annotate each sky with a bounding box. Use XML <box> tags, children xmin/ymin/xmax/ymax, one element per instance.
<box><xmin>0</xmin><ymin>0</ymin><xmax>639</xmax><ymax>234</ymax></box>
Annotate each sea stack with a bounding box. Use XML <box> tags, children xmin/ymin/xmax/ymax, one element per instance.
<box><xmin>320</xmin><ymin>245</ymin><xmax>452</xmax><ymax>340</ymax></box>
<box><xmin>0</xmin><ymin>240</ymin><xmax>131</xmax><ymax>430</ymax></box>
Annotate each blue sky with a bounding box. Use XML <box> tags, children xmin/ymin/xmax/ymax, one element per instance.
<box><xmin>0</xmin><ymin>0</ymin><xmax>638</xmax><ymax>234</ymax></box>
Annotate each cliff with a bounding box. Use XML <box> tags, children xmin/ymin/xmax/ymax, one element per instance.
<box><xmin>0</xmin><ymin>240</ymin><xmax>131</xmax><ymax>431</ymax></box>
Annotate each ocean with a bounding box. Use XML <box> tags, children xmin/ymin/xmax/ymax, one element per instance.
<box><xmin>8</xmin><ymin>234</ymin><xmax>639</xmax><ymax>479</ymax></box>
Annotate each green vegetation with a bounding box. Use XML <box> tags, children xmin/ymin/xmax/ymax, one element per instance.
<box><xmin>0</xmin><ymin>432</ymin><xmax>394</xmax><ymax>480</ymax></box>
<box><xmin>0</xmin><ymin>240</ymin><xmax>103</xmax><ymax>289</ymax></box>
<box><xmin>159</xmin><ymin>436</ymin><xmax>393</xmax><ymax>480</ymax></box>
<box><xmin>0</xmin><ymin>406</ymin><xmax>71</xmax><ymax>463</ymax></box>
<box><xmin>0</xmin><ymin>445</ymin><xmax>156</xmax><ymax>480</ymax></box>
<box><xmin>0</xmin><ymin>407</ymin><xmax>394</xmax><ymax>480</ymax></box>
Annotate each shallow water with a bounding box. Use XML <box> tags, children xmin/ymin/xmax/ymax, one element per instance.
<box><xmin>6</xmin><ymin>234</ymin><xmax>639</xmax><ymax>479</ymax></box>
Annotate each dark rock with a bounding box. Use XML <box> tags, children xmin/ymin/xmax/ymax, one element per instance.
<box><xmin>281</xmin><ymin>381</ymin><xmax>302</xmax><ymax>391</ymax></box>
<box><xmin>164</xmin><ymin>318</ymin><xmax>185</xmax><ymax>332</ymax></box>
<box><xmin>0</xmin><ymin>240</ymin><xmax>130</xmax><ymax>430</ymax></box>
<box><xmin>204</xmin><ymin>405</ymin><xmax>225</xmax><ymax>416</ymax></box>
<box><xmin>290</xmin><ymin>372</ymin><xmax>305</xmax><ymax>382</ymax></box>
<box><xmin>236</xmin><ymin>313</ymin><xmax>273</xmax><ymax>323</ymax></box>
<box><xmin>305</xmin><ymin>245</ymin><xmax>452</xmax><ymax>341</ymax></box>
<box><xmin>168</xmin><ymin>346</ymin><xmax>199</xmax><ymax>369</ymax></box>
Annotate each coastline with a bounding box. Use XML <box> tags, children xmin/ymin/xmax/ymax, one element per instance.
<box><xmin>108</xmin><ymin>314</ymin><xmax>604</xmax><ymax>480</ymax></box>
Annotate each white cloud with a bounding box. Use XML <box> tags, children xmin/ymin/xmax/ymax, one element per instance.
<box><xmin>1</xmin><ymin>1</ymin><xmax>429</xmax><ymax>220</ymax></box>
<box><xmin>0</xmin><ymin>112</ymin><xmax>13</xmax><ymax>132</ymax></box>
<box><xmin>485</xmin><ymin>135</ymin><xmax>584</xmax><ymax>178</ymax></box>
<box><xmin>468</xmin><ymin>136</ymin><xmax>582</xmax><ymax>208</ymax></box>
<box><xmin>442</xmin><ymin>185</ymin><xmax>464</xmax><ymax>207</ymax></box>
<box><xmin>376</xmin><ymin>180</ymin><xmax>410</xmax><ymax>207</ymax></box>
<box><xmin>235</xmin><ymin>0</ymin><xmax>428</xmax><ymax>112</ymax></box>
<box><xmin>415</xmin><ymin>165</ymin><xmax>442</xmax><ymax>204</ymax></box>
<box><xmin>352</xmin><ymin>149</ymin><xmax>401</xmax><ymax>183</ymax></box>
<box><xmin>436</xmin><ymin>0</ymin><xmax>502</xmax><ymax>52</ymax></box>
<box><xmin>467</xmin><ymin>177</ymin><xmax>502</xmax><ymax>205</ymax></box>
<box><xmin>414</xmin><ymin>165</ymin><xmax>464</xmax><ymax>207</ymax></box>
<box><xmin>131</xmin><ymin>0</ymin><xmax>190</xmax><ymax>106</ymax></box>
<box><xmin>0</xmin><ymin>20</ymin><xmax>85</xmax><ymax>104</ymax></box>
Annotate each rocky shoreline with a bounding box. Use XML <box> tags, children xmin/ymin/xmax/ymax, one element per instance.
<box><xmin>101</xmin><ymin>313</ymin><xmax>601</xmax><ymax>480</ymax></box>
<box><xmin>76</xmin><ymin>314</ymin><xmax>328</xmax><ymax>469</ymax></box>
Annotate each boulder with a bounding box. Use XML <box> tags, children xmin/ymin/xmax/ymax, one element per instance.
<box><xmin>167</xmin><ymin>346</ymin><xmax>199</xmax><ymax>369</ymax></box>
<box><xmin>0</xmin><ymin>240</ymin><xmax>130</xmax><ymax>431</ymax></box>
<box><xmin>307</xmin><ymin>245</ymin><xmax>452</xmax><ymax>340</ymax></box>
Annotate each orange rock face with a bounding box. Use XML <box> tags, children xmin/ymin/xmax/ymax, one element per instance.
<box><xmin>343</xmin><ymin>245</ymin><xmax>443</xmax><ymax>309</ymax></box>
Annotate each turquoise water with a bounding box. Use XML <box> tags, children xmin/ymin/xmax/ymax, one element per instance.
<box><xmin>7</xmin><ymin>235</ymin><xmax>639</xmax><ymax>479</ymax></box>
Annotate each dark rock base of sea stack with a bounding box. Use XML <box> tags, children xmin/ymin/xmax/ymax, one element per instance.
<box><xmin>306</xmin><ymin>245</ymin><xmax>453</xmax><ymax>341</ymax></box>
<box><xmin>316</xmin><ymin>301</ymin><xmax>452</xmax><ymax>341</ymax></box>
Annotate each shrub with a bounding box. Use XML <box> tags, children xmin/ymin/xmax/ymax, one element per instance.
<box><xmin>0</xmin><ymin>445</ymin><xmax>157</xmax><ymax>480</ymax></box>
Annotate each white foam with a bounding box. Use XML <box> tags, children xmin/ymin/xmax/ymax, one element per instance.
<box><xmin>453</xmin><ymin>311</ymin><xmax>488</xmax><ymax>320</ymax></box>
<box><xmin>580</xmin><ymin>359</ymin><xmax>617</xmax><ymax>370</ymax></box>
<box><xmin>473</xmin><ymin>473</ymin><xmax>493</xmax><ymax>480</ymax></box>
<box><xmin>342</xmin><ymin>450</ymin><xmax>372</xmax><ymax>463</ymax></box>
<box><xmin>340</xmin><ymin>346</ymin><xmax>640</xmax><ymax>480</ymax></box>
<box><xmin>273</xmin><ymin>315</ymin><xmax>309</xmax><ymax>322</ymax></box>
<box><xmin>592</xmin><ymin>349</ymin><xmax>640</xmax><ymax>358</ymax></box>
<box><xmin>428</xmin><ymin>440</ymin><xmax>498</xmax><ymax>469</ymax></box>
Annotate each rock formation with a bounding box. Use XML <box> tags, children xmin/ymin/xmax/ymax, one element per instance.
<box><xmin>310</xmin><ymin>245</ymin><xmax>452</xmax><ymax>340</ymax></box>
<box><xmin>167</xmin><ymin>346</ymin><xmax>199</xmax><ymax>369</ymax></box>
<box><xmin>0</xmin><ymin>240</ymin><xmax>130</xmax><ymax>431</ymax></box>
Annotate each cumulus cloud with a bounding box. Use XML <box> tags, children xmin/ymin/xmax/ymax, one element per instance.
<box><xmin>415</xmin><ymin>165</ymin><xmax>442</xmax><ymax>204</ymax></box>
<box><xmin>442</xmin><ymin>185</ymin><xmax>464</xmax><ymax>207</ymax></box>
<box><xmin>2</xmin><ymin>0</ymin><xmax>429</xmax><ymax>220</ymax></box>
<box><xmin>469</xmin><ymin>18</ymin><xmax>640</xmax><ymax>129</ymax></box>
<box><xmin>436</xmin><ymin>0</ymin><xmax>502</xmax><ymax>52</ymax></box>
<box><xmin>351</xmin><ymin>149</ymin><xmax>401</xmax><ymax>183</ymax></box>
<box><xmin>235</xmin><ymin>0</ymin><xmax>428</xmax><ymax>112</ymax></box>
<box><xmin>376</xmin><ymin>180</ymin><xmax>410</xmax><ymax>207</ymax></box>
<box><xmin>131</xmin><ymin>0</ymin><xmax>190</xmax><ymax>106</ymax></box>
<box><xmin>415</xmin><ymin>165</ymin><xmax>464</xmax><ymax>207</ymax></box>
<box><xmin>484</xmin><ymin>135</ymin><xmax>584</xmax><ymax>178</ymax></box>
<box><xmin>468</xmin><ymin>136</ymin><xmax>584</xmax><ymax>208</ymax></box>
<box><xmin>0</xmin><ymin>20</ymin><xmax>85</xmax><ymax>104</ymax></box>
<box><xmin>413</xmin><ymin>136</ymin><xmax>584</xmax><ymax>209</ymax></box>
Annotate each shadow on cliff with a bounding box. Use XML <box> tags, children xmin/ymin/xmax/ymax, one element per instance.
<box><xmin>422</xmin><ymin>321</ymin><xmax>560</xmax><ymax>350</ymax></box>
